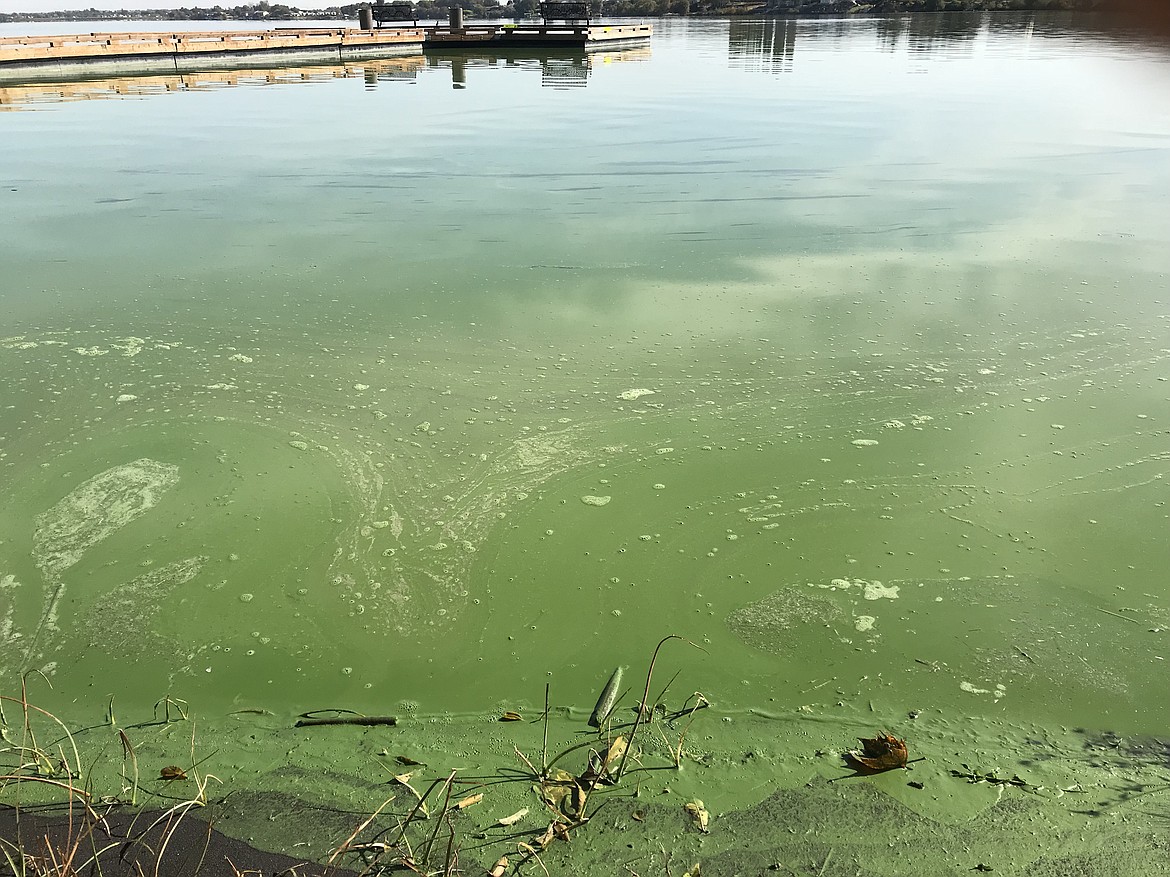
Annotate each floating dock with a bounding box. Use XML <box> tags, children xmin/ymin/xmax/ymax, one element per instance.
<box><xmin>0</xmin><ymin>28</ymin><xmax>424</xmax><ymax>83</ymax></box>
<box><xmin>423</xmin><ymin>23</ymin><xmax>651</xmax><ymax>50</ymax></box>
<box><xmin>0</xmin><ymin>20</ymin><xmax>651</xmax><ymax>85</ymax></box>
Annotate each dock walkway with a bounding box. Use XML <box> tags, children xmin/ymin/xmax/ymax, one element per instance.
<box><xmin>423</xmin><ymin>23</ymin><xmax>651</xmax><ymax>50</ymax></box>
<box><xmin>0</xmin><ymin>28</ymin><xmax>423</xmax><ymax>83</ymax></box>
<box><xmin>0</xmin><ymin>22</ymin><xmax>651</xmax><ymax>85</ymax></box>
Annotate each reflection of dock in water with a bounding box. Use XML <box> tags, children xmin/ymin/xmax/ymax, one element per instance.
<box><xmin>0</xmin><ymin>57</ymin><xmax>424</xmax><ymax>109</ymax></box>
<box><xmin>426</xmin><ymin>45</ymin><xmax>650</xmax><ymax>90</ymax></box>
<box><xmin>0</xmin><ymin>44</ymin><xmax>648</xmax><ymax>106</ymax></box>
<box><xmin>728</xmin><ymin>19</ymin><xmax>796</xmax><ymax>74</ymax></box>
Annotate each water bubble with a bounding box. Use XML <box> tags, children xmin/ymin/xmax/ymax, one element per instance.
<box><xmin>239</xmin><ymin>593</ymin><xmax>254</xmax><ymax>603</ymax></box>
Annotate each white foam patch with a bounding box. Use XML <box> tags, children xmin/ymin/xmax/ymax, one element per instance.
<box><xmin>618</xmin><ymin>388</ymin><xmax>655</xmax><ymax>401</ymax></box>
<box><xmin>111</xmin><ymin>337</ymin><xmax>145</xmax><ymax>357</ymax></box>
<box><xmin>0</xmin><ymin>575</ymin><xmax>21</xmax><ymax>649</ymax></box>
<box><xmin>818</xmin><ymin>577</ymin><xmax>898</xmax><ymax>600</ymax></box>
<box><xmin>863</xmin><ymin>581</ymin><xmax>899</xmax><ymax>601</ymax></box>
<box><xmin>33</xmin><ymin>459</ymin><xmax>180</xmax><ymax>578</ymax></box>
<box><xmin>581</xmin><ymin>495</ymin><xmax>612</xmax><ymax>506</ymax></box>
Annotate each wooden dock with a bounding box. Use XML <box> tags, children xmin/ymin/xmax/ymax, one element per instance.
<box><xmin>423</xmin><ymin>23</ymin><xmax>651</xmax><ymax>51</ymax></box>
<box><xmin>0</xmin><ymin>28</ymin><xmax>424</xmax><ymax>83</ymax></box>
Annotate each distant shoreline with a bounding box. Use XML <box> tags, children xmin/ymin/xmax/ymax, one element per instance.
<box><xmin>0</xmin><ymin>1</ymin><xmax>1101</xmax><ymax>26</ymax></box>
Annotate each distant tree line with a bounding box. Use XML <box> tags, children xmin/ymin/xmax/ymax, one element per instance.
<box><xmin>0</xmin><ymin>0</ymin><xmax>1104</xmax><ymax>23</ymax></box>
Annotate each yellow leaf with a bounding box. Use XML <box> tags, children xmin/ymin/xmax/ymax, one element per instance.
<box><xmin>455</xmin><ymin>793</ymin><xmax>483</xmax><ymax>810</ymax></box>
<box><xmin>684</xmin><ymin>799</ymin><xmax>710</xmax><ymax>833</ymax></box>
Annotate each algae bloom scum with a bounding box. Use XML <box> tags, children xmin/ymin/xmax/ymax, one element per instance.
<box><xmin>1</xmin><ymin>11</ymin><xmax>1169</xmax><ymax>874</ymax></box>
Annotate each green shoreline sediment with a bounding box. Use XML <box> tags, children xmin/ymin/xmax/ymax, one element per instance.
<box><xmin>5</xmin><ymin>687</ymin><xmax>1169</xmax><ymax>876</ymax></box>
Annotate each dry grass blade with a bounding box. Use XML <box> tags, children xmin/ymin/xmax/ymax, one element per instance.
<box><xmin>328</xmin><ymin>794</ymin><xmax>399</xmax><ymax>867</ymax></box>
<box><xmin>420</xmin><ymin>770</ymin><xmax>458</xmax><ymax>865</ymax></box>
<box><xmin>119</xmin><ymin>728</ymin><xmax>139</xmax><ymax>805</ymax></box>
<box><xmin>670</xmin><ymin>693</ymin><xmax>709</xmax><ymax>767</ymax></box>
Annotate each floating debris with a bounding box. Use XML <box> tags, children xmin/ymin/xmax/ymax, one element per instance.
<box><xmin>618</xmin><ymin>388</ymin><xmax>655</xmax><ymax>401</ymax></box>
<box><xmin>497</xmin><ymin>807</ymin><xmax>528</xmax><ymax>827</ymax></box>
<box><xmin>589</xmin><ymin>666</ymin><xmax>623</xmax><ymax>727</ymax></box>
<box><xmin>581</xmin><ymin>495</ymin><xmax>611</xmax><ymax>507</ymax></box>
<box><xmin>846</xmin><ymin>731</ymin><xmax>908</xmax><ymax>772</ymax></box>
<box><xmin>684</xmin><ymin>799</ymin><xmax>710</xmax><ymax>833</ymax></box>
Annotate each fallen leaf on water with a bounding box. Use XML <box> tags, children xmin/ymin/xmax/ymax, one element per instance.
<box><xmin>499</xmin><ymin>711</ymin><xmax>522</xmax><ymax>722</ymax></box>
<box><xmin>498</xmin><ymin>807</ymin><xmax>529</xmax><ymax>827</ymax></box>
<box><xmin>533</xmin><ymin>823</ymin><xmax>556</xmax><ymax>849</ymax></box>
<box><xmin>846</xmin><ymin>731</ymin><xmax>908</xmax><ymax>772</ymax></box>
<box><xmin>455</xmin><ymin>793</ymin><xmax>483</xmax><ymax>809</ymax></box>
<box><xmin>684</xmin><ymin>799</ymin><xmax>710</xmax><ymax>833</ymax></box>
<box><xmin>488</xmin><ymin>856</ymin><xmax>508</xmax><ymax>877</ymax></box>
<box><xmin>599</xmin><ymin>735</ymin><xmax>627</xmax><ymax>775</ymax></box>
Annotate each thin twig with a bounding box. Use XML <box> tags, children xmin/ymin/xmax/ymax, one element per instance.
<box><xmin>295</xmin><ymin>716</ymin><xmax>397</xmax><ymax>727</ymax></box>
<box><xmin>541</xmin><ymin>683</ymin><xmax>550</xmax><ymax>777</ymax></box>
<box><xmin>818</xmin><ymin>846</ymin><xmax>833</xmax><ymax>876</ymax></box>
<box><xmin>1096</xmin><ymin>607</ymin><xmax>1144</xmax><ymax>625</ymax></box>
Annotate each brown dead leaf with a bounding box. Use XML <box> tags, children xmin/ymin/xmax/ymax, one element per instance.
<box><xmin>499</xmin><ymin>711</ymin><xmax>522</xmax><ymax>722</ymax></box>
<box><xmin>488</xmin><ymin>856</ymin><xmax>508</xmax><ymax>877</ymax></box>
<box><xmin>846</xmin><ymin>730</ymin><xmax>908</xmax><ymax>772</ymax></box>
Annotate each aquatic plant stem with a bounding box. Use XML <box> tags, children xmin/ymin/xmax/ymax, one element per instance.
<box><xmin>541</xmin><ymin>683</ymin><xmax>550</xmax><ymax>776</ymax></box>
<box><xmin>615</xmin><ymin>635</ymin><xmax>680</xmax><ymax>781</ymax></box>
<box><xmin>421</xmin><ymin>770</ymin><xmax>457</xmax><ymax>866</ymax></box>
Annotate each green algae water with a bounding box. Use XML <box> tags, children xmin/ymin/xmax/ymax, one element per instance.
<box><xmin>3</xmin><ymin>13</ymin><xmax>1170</xmax><ymax>875</ymax></box>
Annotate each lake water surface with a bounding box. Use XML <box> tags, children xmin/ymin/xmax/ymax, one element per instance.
<box><xmin>2</xmin><ymin>13</ymin><xmax>1170</xmax><ymax>869</ymax></box>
